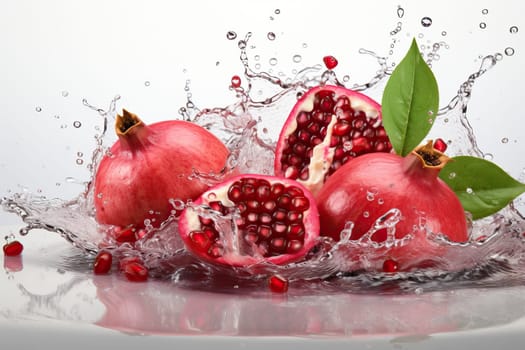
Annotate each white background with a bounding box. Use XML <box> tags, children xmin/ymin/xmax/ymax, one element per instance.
<box><xmin>1</xmin><ymin>0</ymin><xmax>524</xmax><ymax>224</ymax></box>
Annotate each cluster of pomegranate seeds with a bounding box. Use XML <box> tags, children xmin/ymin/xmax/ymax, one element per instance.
<box><xmin>268</xmin><ymin>274</ymin><xmax>289</xmax><ymax>293</ymax></box>
<box><xmin>382</xmin><ymin>259</ymin><xmax>399</xmax><ymax>273</ymax></box>
<box><xmin>3</xmin><ymin>240</ymin><xmax>24</xmax><ymax>256</ymax></box>
<box><xmin>323</xmin><ymin>55</ymin><xmax>338</xmax><ymax>70</ymax></box>
<box><xmin>189</xmin><ymin>177</ymin><xmax>311</xmax><ymax>259</ymax></box>
<box><xmin>279</xmin><ymin>89</ymin><xmax>391</xmax><ymax>180</ymax></box>
<box><xmin>231</xmin><ymin>75</ymin><xmax>242</xmax><ymax>88</ymax></box>
<box><xmin>93</xmin><ymin>251</ymin><xmax>113</xmax><ymax>275</ymax></box>
<box><xmin>433</xmin><ymin>138</ymin><xmax>448</xmax><ymax>153</ymax></box>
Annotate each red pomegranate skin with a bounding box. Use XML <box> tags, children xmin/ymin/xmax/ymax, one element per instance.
<box><xmin>94</xmin><ymin>110</ymin><xmax>232</xmax><ymax>228</ymax></box>
<box><xmin>316</xmin><ymin>143</ymin><xmax>469</xmax><ymax>270</ymax></box>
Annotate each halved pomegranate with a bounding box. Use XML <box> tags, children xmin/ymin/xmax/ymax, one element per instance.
<box><xmin>275</xmin><ymin>85</ymin><xmax>391</xmax><ymax>195</ymax></box>
<box><xmin>178</xmin><ymin>174</ymin><xmax>320</xmax><ymax>267</ymax></box>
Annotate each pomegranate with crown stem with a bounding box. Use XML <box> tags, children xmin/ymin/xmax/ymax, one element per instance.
<box><xmin>274</xmin><ymin>85</ymin><xmax>392</xmax><ymax>196</ymax></box>
<box><xmin>316</xmin><ymin>141</ymin><xmax>469</xmax><ymax>271</ymax></box>
<box><xmin>94</xmin><ymin>109</ymin><xmax>233</xmax><ymax>229</ymax></box>
<box><xmin>178</xmin><ymin>174</ymin><xmax>320</xmax><ymax>267</ymax></box>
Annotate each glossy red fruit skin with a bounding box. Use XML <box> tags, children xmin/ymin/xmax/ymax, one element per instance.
<box><xmin>274</xmin><ymin>85</ymin><xmax>390</xmax><ymax>196</ymax></box>
<box><xmin>316</xmin><ymin>143</ymin><xmax>468</xmax><ymax>271</ymax></box>
<box><xmin>3</xmin><ymin>241</ymin><xmax>23</xmax><ymax>256</ymax></box>
<box><xmin>178</xmin><ymin>174</ymin><xmax>320</xmax><ymax>267</ymax></box>
<box><xmin>94</xmin><ymin>110</ymin><xmax>232</xmax><ymax>229</ymax></box>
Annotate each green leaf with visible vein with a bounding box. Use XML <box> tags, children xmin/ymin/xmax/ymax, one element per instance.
<box><xmin>382</xmin><ymin>38</ymin><xmax>439</xmax><ymax>156</ymax></box>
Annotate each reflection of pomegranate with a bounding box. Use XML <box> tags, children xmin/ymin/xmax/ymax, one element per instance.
<box><xmin>94</xmin><ymin>109</ymin><xmax>232</xmax><ymax>229</ymax></box>
<box><xmin>316</xmin><ymin>141</ymin><xmax>469</xmax><ymax>270</ymax></box>
<box><xmin>178</xmin><ymin>174</ymin><xmax>320</xmax><ymax>267</ymax></box>
<box><xmin>274</xmin><ymin>85</ymin><xmax>391</xmax><ymax>195</ymax></box>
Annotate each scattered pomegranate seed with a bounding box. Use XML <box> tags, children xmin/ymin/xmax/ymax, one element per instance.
<box><xmin>3</xmin><ymin>241</ymin><xmax>23</xmax><ymax>256</ymax></box>
<box><xmin>382</xmin><ymin>259</ymin><xmax>399</xmax><ymax>273</ymax></box>
<box><xmin>231</xmin><ymin>75</ymin><xmax>242</xmax><ymax>88</ymax></box>
<box><xmin>93</xmin><ymin>251</ymin><xmax>113</xmax><ymax>275</ymax></box>
<box><xmin>323</xmin><ymin>55</ymin><xmax>338</xmax><ymax>70</ymax></box>
<box><xmin>122</xmin><ymin>261</ymin><xmax>149</xmax><ymax>282</ymax></box>
<box><xmin>433</xmin><ymin>138</ymin><xmax>448</xmax><ymax>153</ymax></box>
<box><xmin>114</xmin><ymin>226</ymin><xmax>137</xmax><ymax>243</ymax></box>
<box><xmin>268</xmin><ymin>274</ymin><xmax>289</xmax><ymax>293</ymax></box>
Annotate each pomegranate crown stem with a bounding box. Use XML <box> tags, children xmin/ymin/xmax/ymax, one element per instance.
<box><xmin>412</xmin><ymin>140</ymin><xmax>451</xmax><ymax>170</ymax></box>
<box><xmin>115</xmin><ymin>109</ymin><xmax>144</xmax><ymax>136</ymax></box>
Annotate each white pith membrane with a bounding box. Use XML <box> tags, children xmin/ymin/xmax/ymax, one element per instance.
<box><xmin>278</xmin><ymin>87</ymin><xmax>384</xmax><ymax>195</ymax></box>
<box><xmin>179</xmin><ymin>177</ymin><xmax>319</xmax><ymax>266</ymax></box>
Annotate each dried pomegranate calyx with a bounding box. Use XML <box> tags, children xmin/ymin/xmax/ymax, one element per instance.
<box><xmin>412</xmin><ymin>140</ymin><xmax>450</xmax><ymax>169</ymax></box>
<box><xmin>115</xmin><ymin>109</ymin><xmax>144</xmax><ymax>135</ymax></box>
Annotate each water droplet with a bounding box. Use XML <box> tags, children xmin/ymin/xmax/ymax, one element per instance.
<box><xmin>342</xmin><ymin>75</ymin><xmax>350</xmax><ymax>82</ymax></box>
<box><xmin>363</xmin><ymin>211</ymin><xmax>370</xmax><ymax>218</ymax></box>
<box><xmin>466</xmin><ymin>187</ymin><xmax>474</xmax><ymax>194</ymax></box>
<box><xmin>501</xmin><ymin>137</ymin><xmax>509</xmax><ymax>144</ymax></box>
<box><xmin>448</xmin><ymin>172</ymin><xmax>457</xmax><ymax>179</ymax></box>
<box><xmin>73</xmin><ymin>121</ymin><xmax>82</xmax><ymax>128</ymax></box>
<box><xmin>418</xmin><ymin>33</ymin><xmax>424</xmax><ymax>39</ymax></box>
<box><xmin>343</xmin><ymin>141</ymin><xmax>353</xmax><ymax>151</ymax></box>
<box><xmin>479</xmin><ymin>22</ymin><xmax>487</xmax><ymax>29</ymax></box>
<box><xmin>238</xmin><ymin>40</ymin><xmax>247</xmax><ymax>49</ymax></box>
<box><xmin>269</xmin><ymin>57</ymin><xmax>278</xmax><ymax>66</ymax></box>
<box><xmin>505</xmin><ymin>47</ymin><xmax>515</xmax><ymax>56</ymax></box>
<box><xmin>495</xmin><ymin>53</ymin><xmax>503</xmax><ymax>61</ymax></box>
<box><xmin>302</xmin><ymin>43</ymin><xmax>308</xmax><ymax>48</ymax></box>
<box><xmin>77</xmin><ymin>151</ymin><xmax>83</xmax><ymax>157</ymax></box>
<box><xmin>482</xmin><ymin>9</ymin><xmax>488</xmax><ymax>15</ymax></box>
<box><xmin>397</xmin><ymin>6</ymin><xmax>404</xmax><ymax>18</ymax></box>
<box><xmin>144</xmin><ymin>81</ymin><xmax>150</xmax><ymax>87</ymax></box>
<box><xmin>215</xmin><ymin>61</ymin><xmax>220</xmax><ymax>66</ymax></box>
<box><xmin>255</xmin><ymin>63</ymin><xmax>261</xmax><ymax>70</ymax></box>
<box><xmin>378</xmin><ymin>198</ymin><xmax>384</xmax><ymax>205</ymax></box>
<box><xmin>226</xmin><ymin>31</ymin><xmax>237</xmax><ymax>40</ymax></box>
<box><xmin>428</xmin><ymin>118</ymin><xmax>434</xmax><ymax>125</ymax></box>
<box><xmin>483</xmin><ymin>153</ymin><xmax>494</xmax><ymax>161</ymax></box>
<box><xmin>35</xmin><ymin>106</ymin><xmax>42</xmax><ymax>112</ymax></box>
<box><xmin>421</xmin><ymin>17</ymin><xmax>432</xmax><ymax>27</ymax></box>
<box><xmin>441</xmin><ymin>31</ymin><xmax>447</xmax><ymax>36</ymax></box>
<box><xmin>267</xmin><ymin>32</ymin><xmax>276</xmax><ymax>41</ymax></box>
<box><xmin>292</xmin><ymin>54</ymin><xmax>302</xmax><ymax>63</ymax></box>
<box><xmin>76</xmin><ymin>159</ymin><xmax>84</xmax><ymax>165</ymax></box>
<box><xmin>61</xmin><ymin>90</ymin><xmax>69</xmax><ymax>97</ymax></box>
<box><xmin>510</xmin><ymin>26</ymin><xmax>519</xmax><ymax>34</ymax></box>
<box><xmin>274</xmin><ymin>9</ymin><xmax>280</xmax><ymax>14</ymax></box>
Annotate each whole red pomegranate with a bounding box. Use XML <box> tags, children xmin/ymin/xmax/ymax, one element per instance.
<box><xmin>274</xmin><ymin>85</ymin><xmax>391</xmax><ymax>196</ymax></box>
<box><xmin>316</xmin><ymin>141</ymin><xmax>469</xmax><ymax>271</ymax></box>
<box><xmin>178</xmin><ymin>174</ymin><xmax>320</xmax><ymax>267</ymax></box>
<box><xmin>94</xmin><ymin>109</ymin><xmax>232</xmax><ymax>229</ymax></box>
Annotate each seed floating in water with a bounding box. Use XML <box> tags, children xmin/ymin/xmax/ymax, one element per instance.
<box><xmin>323</xmin><ymin>55</ymin><xmax>338</xmax><ymax>69</ymax></box>
<box><xmin>231</xmin><ymin>75</ymin><xmax>241</xmax><ymax>88</ymax></box>
<box><xmin>421</xmin><ymin>17</ymin><xmax>432</xmax><ymax>27</ymax></box>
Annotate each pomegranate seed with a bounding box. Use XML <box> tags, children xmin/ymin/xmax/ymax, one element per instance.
<box><xmin>323</xmin><ymin>55</ymin><xmax>338</xmax><ymax>70</ymax></box>
<box><xmin>3</xmin><ymin>255</ymin><xmax>23</xmax><ymax>272</ymax></box>
<box><xmin>3</xmin><ymin>241</ymin><xmax>23</xmax><ymax>256</ymax></box>
<box><xmin>269</xmin><ymin>274</ymin><xmax>289</xmax><ymax>293</ymax></box>
<box><xmin>93</xmin><ymin>251</ymin><xmax>113</xmax><ymax>275</ymax></box>
<box><xmin>231</xmin><ymin>75</ymin><xmax>241</xmax><ymax>88</ymax></box>
<box><xmin>382</xmin><ymin>259</ymin><xmax>399</xmax><ymax>273</ymax></box>
<box><xmin>114</xmin><ymin>227</ymin><xmax>137</xmax><ymax>243</ymax></box>
<box><xmin>433</xmin><ymin>138</ymin><xmax>448</xmax><ymax>152</ymax></box>
<box><xmin>122</xmin><ymin>261</ymin><xmax>148</xmax><ymax>282</ymax></box>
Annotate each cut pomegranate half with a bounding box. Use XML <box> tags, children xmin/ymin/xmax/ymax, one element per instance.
<box><xmin>275</xmin><ymin>85</ymin><xmax>391</xmax><ymax>196</ymax></box>
<box><xmin>178</xmin><ymin>174</ymin><xmax>320</xmax><ymax>267</ymax></box>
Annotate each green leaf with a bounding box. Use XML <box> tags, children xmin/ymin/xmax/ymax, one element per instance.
<box><xmin>440</xmin><ymin>156</ymin><xmax>525</xmax><ymax>219</ymax></box>
<box><xmin>382</xmin><ymin>38</ymin><xmax>439</xmax><ymax>156</ymax></box>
